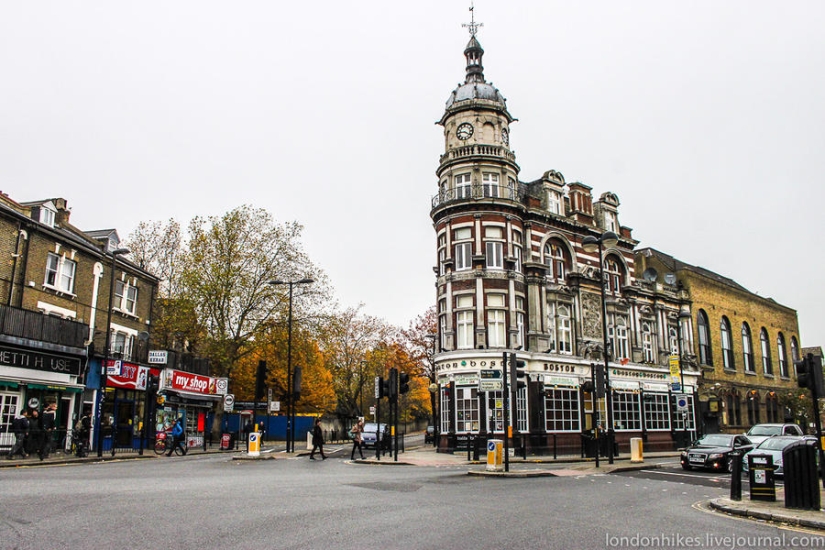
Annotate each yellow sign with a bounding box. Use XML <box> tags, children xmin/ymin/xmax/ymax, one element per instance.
<box><xmin>669</xmin><ymin>355</ymin><xmax>680</xmax><ymax>382</ymax></box>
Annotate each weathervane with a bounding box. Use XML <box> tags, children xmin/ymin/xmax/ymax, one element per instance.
<box><xmin>462</xmin><ymin>1</ymin><xmax>483</xmax><ymax>37</ymax></box>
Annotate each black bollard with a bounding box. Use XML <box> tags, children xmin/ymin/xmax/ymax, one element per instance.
<box><xmin>729</xmin><ymin>450</ymin><xmax>742</xmax><ymax>501</ymax></box>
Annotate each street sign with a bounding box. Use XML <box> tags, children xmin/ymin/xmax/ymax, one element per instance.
<box><xmin>223</xmin><ymin>394</ymin><xmax>235</xmax><ymax>412</ymax></box>
<box><xmin>676</xmin><ymin>394</ymin><xmax>689</xmax><ymax>411</ymax></box>
<box><xmin>479</xmin><ymin>379</ymin><xmax>503</xmax><ymax>392</ymax></box>
<box><xmin>480</xmin><ymin>369</ymin><xmax>502</xmax><ymax>379</ymax></box>
<box><xmin>269</xmin><ymin>401</ymin><xmax>280</xmax><ymax>412</ymax></box>
<box><xmin>671</xmin><ymin>382</ymin><xmax>681</xmax><ymax>392</ymax></box>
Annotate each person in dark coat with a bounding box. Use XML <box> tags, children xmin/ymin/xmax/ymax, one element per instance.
<box><xmin>7</xmin><ymin>410</ymin><xmax>30</xmax><ymax>459</ymax></box>
<box><xmin>309</xmin><ymin>418</ymin><xmax>326</xmax><ymax>460</ymax></box>
<box><xmin>39</xmin><ymin>402</ymin><xmax>57</xmax><ymax>460</ymax></box>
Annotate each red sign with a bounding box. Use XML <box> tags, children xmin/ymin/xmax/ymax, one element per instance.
<box><xmin>165</xmin><ymin>369</ymin><xmax>220</xmax><ymax>395</ymax></box>
<box><xmin>107</xmin><ymin>362</ymin><xmax>157</xmax><ymax>390</ymax></box>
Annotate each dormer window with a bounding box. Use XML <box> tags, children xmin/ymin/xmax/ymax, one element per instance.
<box><xmin>40</xmin><ymin>206</ymin><xmax>56</xmax><ymax>228</ymax></box>
<box><xmin>547</xmin><ymin>191</ymin><xmax>561</xmax><ymax>215</ymax></box>
<box><xmin>604</xmin><ymin>211</ymin><xmax>618</xmax><ymax>232</ymax></box>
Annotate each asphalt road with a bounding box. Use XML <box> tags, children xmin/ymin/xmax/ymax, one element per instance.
<box><xmin>615</xmin><ymin>459</ymin><xmax>786</xmax><ymax>489</ymax></box>
<box><xmin>2</xmin><ymin>450</ymin><xmax>821</xmax><ymax>550</ymax></box>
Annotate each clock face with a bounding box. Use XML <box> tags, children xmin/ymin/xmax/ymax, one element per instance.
<box><xmin>456</xmin><ymin>122</ymin><xmax>474</xmax><ymax>140</ymax></box>
<box><xmin>501</xmin><ymin>128</ymin><xmax>509</xmax><ymax>146</ymax></box>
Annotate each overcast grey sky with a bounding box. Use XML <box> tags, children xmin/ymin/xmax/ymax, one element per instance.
<box><xmin>2</xmin><ymin>1</ymin><xmax>823</xmax><ymax>346</ymax></box>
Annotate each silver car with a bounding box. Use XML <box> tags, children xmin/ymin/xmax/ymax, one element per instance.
<box><xmin>744</xmin><ymin>423</ymin><xmax>804</xmax><ymax>447</ymax></box>
<box><xmin>361</xmin><ymin>423</ymin><xmax>388</xmax><ymax>449</ymax></box>
<box><xmin>741</xmin><ymin>435</ymin><xmax>817</xmax><ymax>476</ymax></box>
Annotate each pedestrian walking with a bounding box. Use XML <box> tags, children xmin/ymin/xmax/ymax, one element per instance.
<box><xmin>7</xmin><ymin>409</ymin><xmax>30</xmax><ymax>459</ymax></box>
<box><xmin>350</xmin><ymin>419</ymin><xmax>365</xmax><ymax>460</ymax></box>
<box><xmin>166</xmin><ymin>417</ymin><xmax>187</xmax><ymax>456</ymax></box>
<box><xmin>309</xmin><ymin>418</ymin><xmax>326</xmax><ymax>460</ymax></box>
<box><xmin>27</xmin><ymin>409</ymin><xmax>41</xmax><ymax>457</ymax></box>
<box><xmin>39</xmin><ymin>402</ymin><xmax>57</xmax><ymax>460</ymax></box>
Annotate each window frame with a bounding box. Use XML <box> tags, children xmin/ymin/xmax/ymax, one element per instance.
<box><xmin>721</xmin><ymin>317</ymin><xmax>734</xmax><ymax>370</ymax></box>
<box><xmin>742</xmin><ymin>322</ymin><xmax>754</xmax><ymax>373</ymax></box>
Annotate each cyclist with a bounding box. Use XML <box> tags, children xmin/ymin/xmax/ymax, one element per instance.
<box><xmin>166</xmin><ymin>418</ymin><xmax>186</xmax><ymax>456</ymax></box>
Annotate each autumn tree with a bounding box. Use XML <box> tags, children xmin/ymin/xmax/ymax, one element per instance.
<box><xmin>400</xmin><ymin>306</ymin><xmax>438</xmax><ymax>423</ymax></box>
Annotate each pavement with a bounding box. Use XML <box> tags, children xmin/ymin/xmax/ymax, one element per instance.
<box><xmin>4</xmin><ymin>441</ymin><xmax>824</xmax><ymax>530</ymax></box>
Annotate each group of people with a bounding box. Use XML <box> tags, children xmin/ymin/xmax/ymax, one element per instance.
<box><xmin>308</xmin><ymin>418</ymin><xmax>366</xmax><ymax>461</ymax></box>
<box><xmin>6</xmin><ymin>402</ymin><xmax>61</xmax><ymax>460</ymax></box>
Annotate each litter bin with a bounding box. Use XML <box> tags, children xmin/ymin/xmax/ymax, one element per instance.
<box><xmin>748</xmin><ymin>453</ymin><xmax>776</xmax><ymax>502</ymax></box>
<box><xmin>486</xmin><ymin>439</ymin><xmax>503</xmax><ymax>472</ymax></box>
<box><xmin>220</xmin><ymin>433</ymin><xmax>232</xmax><ymax>450</ymax></box>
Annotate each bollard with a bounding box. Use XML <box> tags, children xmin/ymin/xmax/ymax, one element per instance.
<box><xmin>729</xmin><ymin>450</ymin><xmax>742</xmax><ymax>501</ymax></box>
<box><xmin>630</xmin><ymin>437</ymin><xmax>643</xmax><ymax>463</ymax></box>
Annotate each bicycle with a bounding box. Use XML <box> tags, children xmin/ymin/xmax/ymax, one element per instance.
<box><xmin>153</xmin><ymin>432</ymin><xmax>186</xmax><ymax>456</ymax></box>
<box><xmin>71</xmin><ymin>433</ymin><xmax>90</xmax><ymax>458</ymax></box>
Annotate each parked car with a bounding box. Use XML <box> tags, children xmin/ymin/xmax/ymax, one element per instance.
<box><xmin>680</xmin><ymin>433</ymin><xmax>754</xmax><ymax>472</ymax></box>
<box><xmin>741</xmin><ymin>435</ymin><xmax>818</xmax><ymax>477</ymax></box>
<box><xmin>744</xmin><ymin>423</ymin><xmax>804</xmax><ymax>447</ymax></box>
<box><xmin>361</xmin><ymin>423</ymin><xmax>389</xmax><ymax>449</ymax></box>
<box><xmin>424</xmin><ymin>425</ymin><xmax>435</xmax><ymax>444</ymax></box>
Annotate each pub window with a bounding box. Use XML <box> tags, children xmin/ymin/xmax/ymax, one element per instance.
<box><xmin>455</xmin><ymin>387</ymin><xmax>479</xmax><ymax>433</ymax></box>
<box><xmin>544</xmin><ymin>387</ymin><xmax>580</xmax><ymax>432</ymax></box>
<box><xmin>642</xmin><ymin>393</ymin><xmax>670</xmax><ymax>431</ymax></box>
<box><xmin>612</xmin><ymin>391</ymin><xmax>641</xmax><ymax>431</ymax></box>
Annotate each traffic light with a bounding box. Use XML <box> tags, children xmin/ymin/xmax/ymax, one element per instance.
<box><xmin>293</xmin><ymin>366</ymin><xmax>302</xmax><ymax>398</ymax></box>
<box><xmin>147</xmin><ymin>374</ymin><xmax>159</xmax><ymax>393</ymax></box>
<box><xmin>399</xmin><ymin>373</ymin><xmax>410</xmax><ymax>394</ymax></box>
<box><xmin>255</xmin><ymin>360</ymin><xmax>267</xmax><ymax>401</ymax></box>
<box><xmin>377</xmin><ymin>376</ymin><xmax>386</xmax><ymax>399</ymax></box>
<box><xmin>594</xmin><ymin>363</ymin><xmax>606</xmax><ymax>398</ymax></box>
<box><xmin>509</xmin><ymin>353</ymin><xmax>527</xmax><ymax>389</ymax></box>
<box><xmin>796</xmin><ymin>357</ymin><xmax>810</xmax><ymax>389</ymax></box>
<box><xmin>797</xmin><ymin>353</ymin><xmax>824</xmax><ymax>396</ymax></box>
<box><xmin>388</xmin><ymin>368</ymin><xmax>398</xmax><ymax>401</ymax></box>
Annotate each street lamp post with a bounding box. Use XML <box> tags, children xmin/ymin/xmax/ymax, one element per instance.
<box><xmin>582</xmin><ymin>230</ymin><xmax>619</xmax><ymax>465</ymax></box>
<box><xmin>677</xmin><ymin>309</ymin><xmax>691</xmax><ymax>442</ymax></box>
<box><xmin>426</xmin><ymin>333</ymin><xmax>438</xmax><ymax>447</ymax></box>
<box><xmin>97</xmin><ymin>247</ymin><xmax>130</xmax><ymax>458</ymax></box>
<box><xmin>268</xmin><ymin>277</ymin><xmax>314</xmax><ymax>453</ymax></box>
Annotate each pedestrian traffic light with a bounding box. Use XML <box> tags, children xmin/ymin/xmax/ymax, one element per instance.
<box><xmin>376</xmin><ymin>376</ymin><xmax>385</xmax><ymax>399</ymax></box>
<box><xmin>293</xmin><ymin>366</ymin><xmax>302</xmax><ymax>399</ymax></box>
<box><xmin>399</xmin><ymin>373</ymin><xmax>410</xmax><ymax>394</ymax></box>
<box><xmin>797</xmin><ymin>353</ymin><xmax>825</xmax><ymax>396</ymax></box>
<box><xmin>147</xmin><ymin>374</ymin><xmax>159</xmax><ymax>393</ymax></box>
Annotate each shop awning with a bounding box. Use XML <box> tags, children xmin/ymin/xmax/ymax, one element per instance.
<box><xmin>0</xmin><ymin>380</ymin><xmax>19</xmax><ymax>389</ymax></box>
<box><xmin>25</xmin><ymin>383</ymin><xmax>84</xmax><ymax>393</ymax></box>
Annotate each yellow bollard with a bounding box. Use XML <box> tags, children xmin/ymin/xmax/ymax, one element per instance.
<box><xmin>630</xmin><ymin>437</ymin><xmax>644</xmax><ymax>463</ymax></box>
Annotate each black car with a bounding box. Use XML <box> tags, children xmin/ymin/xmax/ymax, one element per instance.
<box><xmin>680</xmin><ymin>433</ymin><xmax>754</xmax><ymax>472</ymax></box>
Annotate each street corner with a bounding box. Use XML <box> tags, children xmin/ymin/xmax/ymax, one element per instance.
<box><xmin>708</xmin><ymin>497</ymin><xmax>825</xmax><ymax>531</ymax></box>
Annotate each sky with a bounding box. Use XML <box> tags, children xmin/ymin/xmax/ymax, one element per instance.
<box><xmin>1</xmin><ymin>1</ymin><xmax>823</xmax><ymax>345</ymax></box>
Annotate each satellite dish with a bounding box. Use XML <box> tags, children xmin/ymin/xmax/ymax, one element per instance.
<box><xmin>664</xmin><ymin>273</ymin><xmax>677</xmax><ymax>285</ymax></box>
<box><xmin>642</xmin><ymin>268</ymin><xmax>658</xmax><ymax>282</ymax></box>
<box><xmin>138</xmin><ymin>331</ymin><xmax>150</xmax><ymax>342</ymax></box>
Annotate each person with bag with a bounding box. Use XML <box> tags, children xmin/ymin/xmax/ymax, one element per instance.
<box><xmin>350</xmin><ymin>419</ymin><xmax>365</xmax><ymax>460</ymax></box>
<box><xmin>309</xmin><ymin>418</ymin><xmax>326</xmax><ymax>460</ymax></box>
<box><xmin>39</xmin><ymin>402</ymin><xmax>57</xmax><ymax>460</ymax></box>
<box><xmin>166</xmin><ymin>417</ymin><xmax>187</xmax><ymax>456</ymax></box>
<box><xmin>75</xmin><ymin>409</ymin><xmax>92</xmax><ymax>457</ymax></box>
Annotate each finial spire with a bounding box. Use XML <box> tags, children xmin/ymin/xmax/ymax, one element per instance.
<box><xmin>462</xmin><ymin>1</ymin><xmax>483</xmax><ymax>37</ymax></box>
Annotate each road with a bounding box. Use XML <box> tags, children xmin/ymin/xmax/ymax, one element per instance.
<box><xmin>1</xmin><ymin>450</ymin><xmax>821</xmax><ymax>550</ymax></box>
<box><xmin>615</xmin><ymin>458</ymin><xmax>785</xmax><ymax>490</ymax></box>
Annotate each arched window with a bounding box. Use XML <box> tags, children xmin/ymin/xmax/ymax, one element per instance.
<box><xmin>697</xmin><ymin>310</ymin><xmax>712</xmax><ymax>366</ymax></box>
<box><xmin>557</xmin><ymin>305</ymin><xmax>572</xmax><ymax>354</ymax></box>
<box><xmin>544</xmin><ymin>241</ymin><xmax>569</xmax><ymax>283</ymax></box>
<box><xmin>642</xmin><ymin>321</ymin><xmax>655</xmax><ymax>362</ymax></box>
<box><xmin>721</xmin><ymin>317</ymin><xmax>734</xmax><ymax>370</ymax></box>
<box><xmin>791</xmin><ymin>336</ymin><xmax>800</xmax><ymax>361</ymax></box>
<box><xmin>746</xmin><ymin>390</ymin><xmax>760</xmax><ymax>426</ymax></box>
<box><xmin>726</xmin><ymin>390</ymin><xmax>741</xmax><ymax>426</ymax></box>
<box><xmin>603</xmin><ymin>255</ymin><xmax>623</xmax><ymax>295</ymax></box>
<box><xmin>760</xmin><ymin>328</ymin><xmax>773</xmax><ymax>375</ymax></box>
<box><xmin>741</xmin><ymin>322</ymin><xmax>754</xmax><ymax>373</ymax></box>
<box><xmin>669</xmin><ymin>327</ymin><xmax>678</xmax><ymax>355</ymax></box>
<box><xmin>608</xmin><ymin>315</ymin><xmax>629</xmax><ymax>360</ymax></box>
<box><xmin>777</xmin><ymin>333</ymin><xmax>788</xmax><ymax>378</ymax></box>
<box><xmin>765</xmin><ymin>392</ymin><xmax>779</xmax><ymax>423</ymax></box>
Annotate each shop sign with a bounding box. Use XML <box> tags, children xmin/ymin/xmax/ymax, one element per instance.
<box><xmin>105</xmin><ymin>359</ymin><xmax>122</xmax><ymax>376</ymax></box>
<box><xmin>669</xmin><ymin>355</ymin><xmax>681</xmax><ymax>383</ymax></box>
<box><xmin>453</xmin><ymin>375</ymin><xmax>479</xmax><ymax>386</ymax></box>
<box><xmin>0</xmin><ymin>344</ymin><xmax>82</xmax><ymax>376</ymax></box>
<box><xmin>543</xmin><ymin>376</ymin><xmax>579</xmax><ymax>388</ymax></box>
<box><xmin>164</xmin><ymin>369</ymin><xmax>222</xmax><ymax>395</ymax></box>
<box><xmin>107</xmin><ymin>362</ymin><xmax>151</xmax><ymax>390</ymax></box>
<box><xmin>642</xmin><ymin>382</ymin><xmax>670</xmax><ymax>392</ymax></box>
<box><xmin>148</xmin><ymin>350</ymin><xmax>168</xmax><ymax>364</ymax></box>
<box><xmin>610</xmin><ymin>380</ymin><xmax>640</xmax><ymax>391</ymax></box>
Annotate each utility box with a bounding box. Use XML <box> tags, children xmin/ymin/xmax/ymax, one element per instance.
<box><xmin>486</xmin><ymin>439</ymin><xmax>503</xmax><ymax>472</ymax></box>
<box><xmin>248</xmin><ymin>432</ymin><xmax>261</xmax><ymax>457</ymax></box>
<box><xmin>748</xmin><ymin>453</ymin><xmax>776</xmax><ymax>502</ymax></box>
<box><xmin>630</xmin><ymin>437</ymin><xmax>644</xmax><ymax>463</ymax></box>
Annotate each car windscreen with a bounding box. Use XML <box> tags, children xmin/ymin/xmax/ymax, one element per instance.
<box><xmin>697</xmin><ymin>435</ymin><xmax>734</xmax><ymax>447</ymax></box>
<box><xmin>757</xmin><ymin>438</ymin><xmax>796</xmax><ymax>451</ymax></box>
<box><xmin>363</xmin><ymin>423</ymin><xmax>379</xmax><ymax>432</ymax></box>
<box><xmin>748</xmin><ymin>426</ymin><xmax>782</xmax><ymax>436</ymax></box>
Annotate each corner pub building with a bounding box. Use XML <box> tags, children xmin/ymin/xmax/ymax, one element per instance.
<box><xmin>430</xmin><ymin>19</ymin><xmax>700</xmax><ymax>456</ymax></box>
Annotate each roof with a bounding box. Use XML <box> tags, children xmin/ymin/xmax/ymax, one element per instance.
<box><xmin>637</xmin><ymin>248</ymin><xmax>750</xmax><ymax>293</ymax></box>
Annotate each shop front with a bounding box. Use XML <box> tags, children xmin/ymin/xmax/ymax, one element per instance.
<box><xmin>103</xmin><ymin>360</ymin><xmax>159</xmax><ymax>452</ymax></box>
<box><xmin>156</xmin><ymin>368</ymin><xmax>227</xmax><ymax>450</ymax></box>
<box><xmin>0</xmin><ymin>343</ymin><xmax>86</xmax><ymax>452</ymax></box>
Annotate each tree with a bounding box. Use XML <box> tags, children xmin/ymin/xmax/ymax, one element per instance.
<box><xmin>125</xmin><ymin>219</ymin><xmax>186</xmax><ymax>298</ymax></box>
<box><xmin>400</xmin><ymin>306</ymin><xmax>438</xmax><ymax>422</ymax></box>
